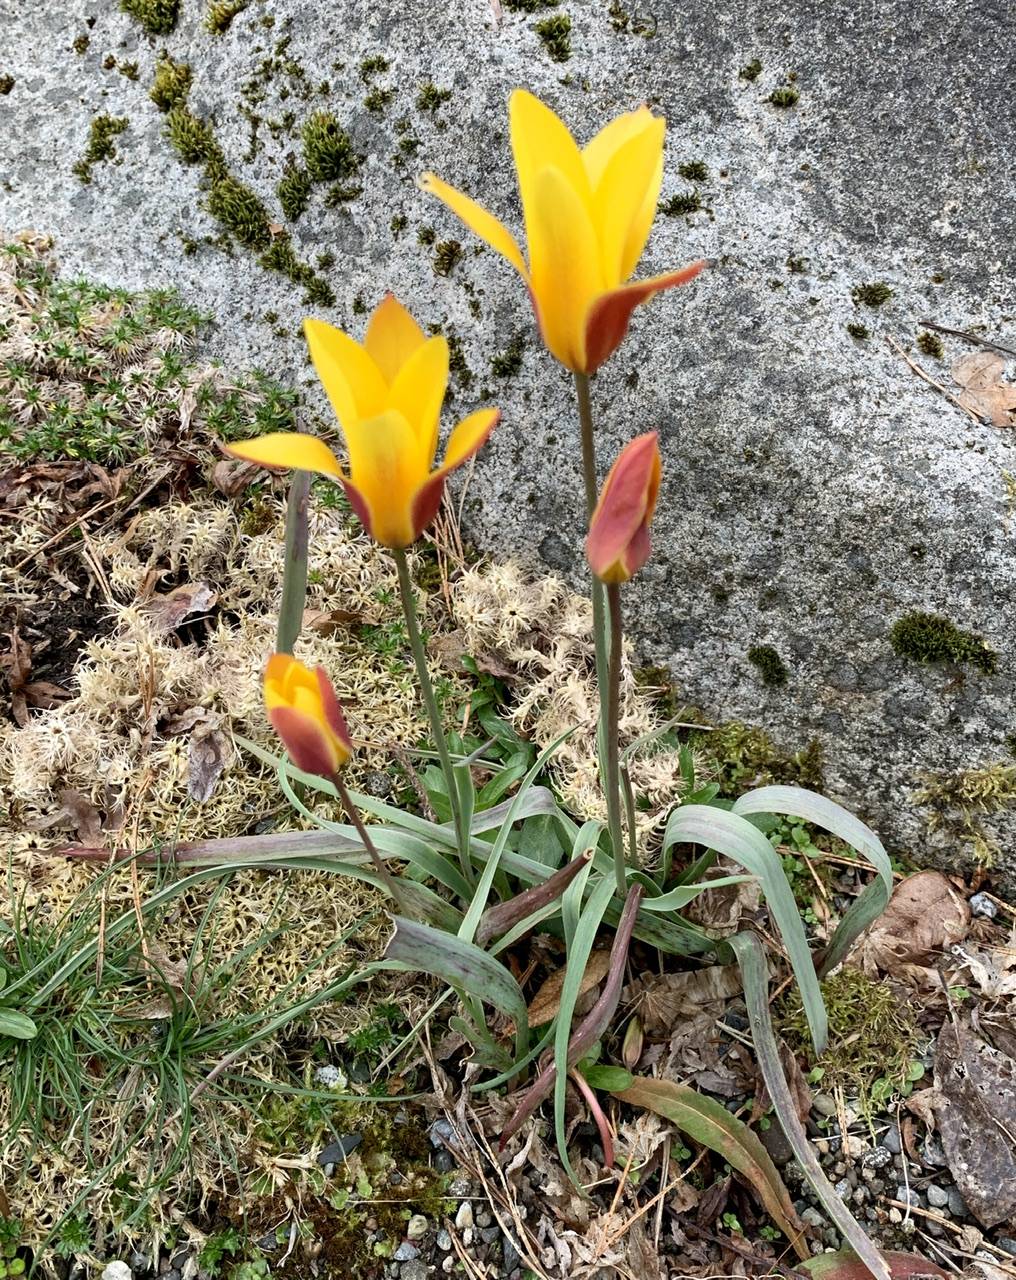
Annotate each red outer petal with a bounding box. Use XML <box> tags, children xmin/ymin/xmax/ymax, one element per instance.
<box><xmin>339</xmin><ymin>477</ymin><xmax>375</xmax><ymax>540</ymax></box>
<box><xmin>314</xmin><ymin>666</ymin><xmax>353</xmax><ymax>762</ymax></box>
<box><xmin>583</xmin><ymin>259</ymin><xmax>707</xmax><ymax>374</ymax></box>
<box><xmin>269</xmin><ymin>705</ymin><xmax>341</xmax><ymax>777</ymax></box>
<box><xmin>408</xmin><ymin>408</ymin><xmax>500</xmax><ymax>543</ymax></box>
<box><xmin>586</xmin><ymin>432</ymin><xmax>660</xmax><ymax>583</ymax></box>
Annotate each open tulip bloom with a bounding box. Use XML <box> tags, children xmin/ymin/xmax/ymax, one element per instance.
<box><xmin>422</xmin><ymin>89</ymin><xmax>706</xmax><ymax>375</ymax></box>
<box><xmin>226</xmin><ymin>295</ymin><xmax>499</xmax><ymax>549</ymax></box>
<box><xmin>586</xmin><ymin>431</ymin><xmax>661</xmax><ymax>584</ymax></box>
<box><xmin>264</xmin><ymin>652</ymin><xmax>353</xmax><ymax>778</ymax></box>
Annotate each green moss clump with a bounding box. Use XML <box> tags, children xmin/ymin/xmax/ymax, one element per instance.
<box><xmin>776</xmin><ymin>968</ymin><xmax>923</xmax><ymax>1116</ymax></box>
<box><xmin>535</xmin><ymin>14</ymin><xmax>572</xmax><ymax>61</ymax></box>
<box><xmin>748</xmin><ymin>644</ymin><xmax>789</xmax><ymax>687</ymax></box>
<box><xmin>205</xmin><ymin>0</ymin><xmax>251</xmax><ymax>32</ymax></box>
<box><xmin>390</xmin><ymin>214</ymin><xmax>407</xmax><ymax>238</ymax></box>
<box><xmin>301</xmin><ymin>112</ymin><xmax>359</xmax><ymax>183</ymax></box>
<box><xmin>150</xmin><ymin>52</ymin><xmax>191</xmax><ymax>112</ymax></box>
<box><xmin>73</xmin><ymin>34</ymin><xmax>90</xmax><ymax>54</ymax></box>
<box><xmin>417</xmin><ymin>226</ymin><xmax>436</xmax><ymax>246</ymax></box>
<box><xmin>914</xmin><ymin>761</ymin><xmax>1016</xmax><ymax>865</ymax></box>
<box><xmin>365</xmin><ymin>86</ymin><xmax>395</xmax><ymax>112</ymax></box>
<box><xmin>769</xmin><ymin>85</ymin><xmax>800</xmax><ymax>108</ymax></box>
<box><xmin>694</xmin><ymin>721</ymin><xmax>824</xmax><ymax>796</ymax></box>
<box><xmin>417</xmin><ymin>82</ymin><xmax>452</xmax><ymax>113</ymax></box>
<box><xmin>73</xmin><ymin>115</ymin><xmax>129</xmax><ymax>183</ymax></box>
<box><xmin>852</xmin><ymin>281</ymin><xmax>893</xmax><ymax>307</ymax></box>
<box><xmin>259</xmin><ymin>238</ymin><xmax>335</xmax><ymax>307</ymax></box>
<box><xmin>121</xmin><ymin>0</ymin><xmax>180</xmax><ymax>35</ymax></box>
<box><xmin>659</xmin><ymin>190</ymin><xmax>702</xmax><ymax>216</ymax></box>
<box><xmin>491</xmin><ymin>333</ymin><xmax>525</xmax><ymax>377</ymax></box>
<box><xmin>206</xmin><ymin>176</ymin><xmax>272</xmax><ymax>250</ymax></box>
<box><xmin>889</xmin><ymin>612</ymin><xmax>997</xmax><ymax>674</ymax></box>
<box><xmin>739</xmin><ymin>57</ymin><xmax>762</xmax><ymax>81</ymax></box>
<box><xmin>277</xmin><ymin>164</ymin><xmax>311</xmax><ymax>221</ymax></box>
<box><xmin>359</xmin><ymin>55</ymin><xmax>389</xmax><ymax>80</ymax></box>
<box><xmin>846</xmin><ymin>321</ymin><xmax>870</xmax><ymax>340</ymax></box>
<box><xmin>433</xmin><ymin>240</ymin><xmax>463</xmax><ymax>276</ymax></box>
<box><xmin>505</xmin><ymin>0</ymin><xmax>557</xmax><ymax>9</ymax></box>
<box><xmin>678</xmin><ymin>160</ymin><xmax>708</xmax><ymax>182</ymax></box>
<box><xmin>165</xmin><ymin>107</ymin><xmax>225</xmax><ymax>173</ymax></box>
<box><xmin>917</xmin><ymin>330</ymin><xmax>944</xmax><ymax>359</ymax></box>
<box><xmin>324</xmin><ymin>182</ymin><xmax>364</xmax><ymax>206</ymax></box>
<box><xmin>786</xmin><ymin>254</ymin><xmax>808</xmax><ymax>274</ymax></box>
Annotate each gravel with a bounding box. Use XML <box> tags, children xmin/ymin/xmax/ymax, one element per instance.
<box><xmin>926</xmin><ymin>1184</ymin><xmax>950</xmax><ymax>1209</ymax></box>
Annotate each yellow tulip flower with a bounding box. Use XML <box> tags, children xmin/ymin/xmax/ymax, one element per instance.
<box><xmin>264</xmin><ymin>652</ymin><xmax>353</xmax><ymax>777</ymax></box>
<box><xmin>225</xmin><ymin>295</ymin><xmax>499</xmax><ymax>548</ymax></box>
<box><xmin>421</xmin><ymin>89</ymin><xmax>706</xmax><ymax>374</ymax></box>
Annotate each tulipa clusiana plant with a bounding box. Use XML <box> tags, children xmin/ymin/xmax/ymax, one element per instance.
<box><xmin>215</xmin><ymin>89</ymin><xmax>895</xmax><ymax>1276</ymax></box>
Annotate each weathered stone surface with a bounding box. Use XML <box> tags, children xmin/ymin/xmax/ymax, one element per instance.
<box><xmin>2</xmin><ymin>0</ymin><xmax>1013</xmax><ymax>877</ymax></box>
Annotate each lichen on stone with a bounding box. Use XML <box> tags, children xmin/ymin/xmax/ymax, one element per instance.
<box><xmin>738</xmin><ymin>58</ymin><xmax>762</xmax><ymax>81</ymax></box>
<box><xmin>659</xmin><ymin>190</ymin><xmax>702</xmax><ymax>217</ymax></box>
<box><xmin>769</xmin><ymin>84</ymin><xmax>800</xmax><ymax>108</ymax></box>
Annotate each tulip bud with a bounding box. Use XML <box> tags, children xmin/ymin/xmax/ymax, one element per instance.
<box><xmin>622</xmin><ymin>1014</ymin><xmax>644</xmax><ymax>1071</ymax></box>
<box><xmin>263</xmin><ymin>653</ymin><xmax>353</xmax><ymax>777</ymax></box>
<box><xmin>585</xmin><ymin>432</ymin><xmax>661</xmax><ymax>584</ymax></box>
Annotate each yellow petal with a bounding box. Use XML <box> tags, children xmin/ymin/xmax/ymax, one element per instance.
<box><xmin>589</xmin><ymin>116</ymin><xmax>665</xmax><ymax>285</ymax></box>
<box><xmin>440</xmin><ymin>407</ymin><xmax>499</xmax><ymax>473</ymax></box>
<box><xmin>527</xmin><ymin>165</ymin><xmax>602</xmax><ymax>371</ymax></box>
<box><xmin>225</xmin><ymin>431</ymin><xmax>343</xmax><ymax>477</ymax></box>
<box><xmin>623</xmin><ymin>149</ymin><xmax>664</xmax><ymax>281</ymax></box>
<box><xmin>509</xmin><ymin>89</ymin><xmax>590</xmax><ymax>247</ymax></box>
<box><xmin>344</xmin><ymin>409</ymin><xmax>427</xmax><ymax>548</ymax></box>
<box><xmin>304</xmin><ymin>317</ymin><xmax>387</xmax><ymax>428</ymax></box>
<box><xmin>364</xmin><ymin>293</ymin><xmax>427</xmax><ymax>385</ymax></box>
<box><xmin>582</xmin><ymin>106</ymin><xmax>657</xmax><ymax>189</ymax></box>
<box><xmin>419</xmin><ymin>173</ymin><xmax>528</xmax><ymax>278</ymax></box>
<box><xmin>386</xmin><ymin>334</ymin><xmax>449</xmax><ymax>464</ymax></box>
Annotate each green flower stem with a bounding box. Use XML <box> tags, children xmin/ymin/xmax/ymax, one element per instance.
<box><xmin>392</xmin><ymin>547</ymin><xmax>472</xmax><ymax>886</ymax></box>
<box><xmin>276</xmin><ymin>470</ymin><xmax>310</xmax><ymax>654</ymax></box>
<box><xmin>332</xmin><ymin>772</ymin><xmax>412</xmax><ymax>917</ymax></box>
<box><xmin>605</xmin><ymin>583</ymin><xmax>630</xmax><ymax>896</ymax></box>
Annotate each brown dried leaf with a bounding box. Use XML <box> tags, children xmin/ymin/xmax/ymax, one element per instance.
<box><xmin>211</xmin><ymin>458</ymin><xmax>261</xmax><ymax>497</ymax></box>
<box><xmin>685</xmin><ymin>861</ymin><xmax>762</xmax><ymax>936</ymax></box>
<box><xmin>146</xmin><ymin>582</ymin><xmax>217</xmax><ymax>633</ymax></box>
<box><xmin>626</xmin><ymin>965</ymin><xmax>743</xmax><ymax>1036</ymax></box>
<box><xmin>303</xmin><ymin>606</ymin><xmax>366</xmax><ymax>635</ymax></box>
<box><xmin>855</xmin><ymin>871</ymin><xmax>969</xmax><ymax>976</ymax></box>
<box><xmin>188</xmin><ymin>727</ymin><xmax>230</xmax><ymax>803</ymax></box>
<box><xmin>22</xmin><ymin>679</ymin><xmax>71</xmax><ymax>710</ymax></box>
<box><xmin>933</xmin><ymin>1022</ymin><xmax>1016</xmax><ymax>1227</ymax></box>
<box><xmin>951</xmin><ymin>351</ymin><xmax>1016</xmax><ymax>428</ymax></box>
<box><xmin>27</xmin><ymin>789</ymin><xmax>103</xmax><ymax>843</ymax></box>
<box><xmin>527</xmin><ymin>950</ymin><xmax>610</xmax><ymax>1027</ymax></box>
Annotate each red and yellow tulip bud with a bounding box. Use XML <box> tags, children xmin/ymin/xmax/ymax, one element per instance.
<box><xmin>264</xmin><ymin>652</ymin><xmax>353</xmax><ymax>777</ymax></box>
<box><xmin>585</xmin><ymin>431</ymin><xmax>661</xmax><ymax>584</ymax></box>
<box><xmin>225</xmin><ymin>294</ymin><xmax>498</xmax><ymax>549</ymax></box>
<box><xmin>421</xmin><ymin>89</ymin><xmax>706</xmax><ymax>374</ymax></box>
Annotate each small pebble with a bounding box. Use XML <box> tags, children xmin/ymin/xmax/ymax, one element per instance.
<box><xmin>947</xmin><ymin>1188</ymin><xmax>968</xmax><ymax>1217</ymax></box>
<box><xmin>449</xmin><ymin>1175</ymin><xmax>473</xmax><ymax>1197</ymax></box>
<box><xmin>476</xmin><ymin>1209</ymin><xmax>492</xmax><ymax>1229</ymax></box>
<box><xmin>316</xmin><ymin>1133</ymin><xmax>362</xmax><ymax>1166</ymax></box>
<box><xmin>401</xmin><ymin>1263</ymin><xmax>429</xmax><ymax>1280</ymax></box>
<box><xmin>996</xmin><ymin>1238</ymin><xmax>1016</xmax><ymax>1258</ymax></box>
<box><xmin>888</xmin><ymin>1207</ymin><xmax>903</xmax><ymax>1224</ymax></box>
<box><xmin>393</xmin><ymin>1241</ymin><xmax>419</xmax><ymax>1262</ymax></box>
<box><xmin>433</xmin><ymin>1149</ymin><xmax>454</xmax><ymax>1172</ymax></box>
<box><xmin>813</xmin><ymin>1093</ymin><xmax>837</xmax><ymax>1117</ymax></box>
<box><xmin>882</xmin><ymin>1128</ymin><xmax>902</xmax><ymax>1155</ymax></box>
<box><xmin>455</xmin><ymin>1201</ymin><xmax>474</xmax><ymax>1231</ymax></box>
<box><xmin>802</xmin><ymin>1207</ymin><xmax>826</xmax><ymax>1229</ymax></box>
<box><xmin>313</xmin><ymin>1064</ymin><xmax>347</xmax><ymax>1088</ymax></box>
<box><xmin>101</xmin><ymin>1265</ymin><xmax>133</xmax><ymax>1280</ymax></box>
<box><xmin>969</xmin><ymin>892</ymin><xmax>997</xmax><ymax>918</ymax></box>
<box><xmin>442</xmin><ymin>1257</ymin><xmax>455</xmax><ymax>1274</ymax></box>
<box><xmin>462</xmin><ymin>1227</ymin><xmax>473</xmax><ymax>1247</ymax></box>
<box><xmin>480</xmin><ymin>1226</ymin><xmax>499</xmax><ymax>1244</ymax></box>
<box><xmin>429</xmin><ymin>1118</ymin><xmax>454</xmax><ymax>1148</ymax></box>
<box><xmin>896</xmin><ymin>1186</ymin><xmax>921</xmax><ymax>1207</ymax></box>
<box><xmin>436</xmin><ymin>1229</ymin><xmax>452</xmax><ymax>1251</ymax></box>
<box><xmin>834</xmin><ymin>1179</ymin><xmax>850</xmax><ymax>1198</ymax></box>
<box><xmin>926</xmin><ymin>1184</ymin><xmax>949</xmax><ymax>1209</ymax></box>
<box><xmin>406</xmin><ymin>1214</ymin><xmax>428</xmax><ymax>1240</ymax></box>
<box><xmin>922</xmin><ymin>1136</ymin><xmax>948</xmax><ymax>1167</ymax></box>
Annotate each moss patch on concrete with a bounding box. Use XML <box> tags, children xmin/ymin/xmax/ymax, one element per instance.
<box><xmin>889</xmin><ymin>611</ymin><xmax>997</xmax><ymax>674</ymax></box>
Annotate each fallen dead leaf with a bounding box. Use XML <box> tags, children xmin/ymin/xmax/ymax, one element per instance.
<box><xmin>303</xmin><ymin>606</ymin><xmax>366</xmax><ymax>635</ymax></box>
<box><xmin>933</xmin><ymin>1022</ymin><xmax>1016</xmax><ymax>1228</ymax></box>
<box><xmin>855</xmin><ymin>871</ymin><xmax>969</xmax><ymax>976</ymax></box>
<box><xmin>951</xmin><ymin>351</ymin><xmax>1016</xmax><ymax>428</ymax></box>
<box><xmin>27</xmin><ymin>788</ymin><xmax>103</xmax><ymax>843</ymax></box>
<box><xmin>146</xmin><ymin>582</ymin><xmax>217</xmax><ymax>633</ymax></box>
<box><xmin>188</xmin><ymin>726</ymin><xmax>230</xmax><ymax>803</ymax></box>
<box><xmin>527</xmin><ymin>950</ymin><xmax>610</xmax><ymax>1027</ymax></box>
<box><xmin>211</xmin><ymin>458</ymin><xmax>261</xmax><ymax>497</ymax></box>
<box><xmin>625</xmin><ymin>965</ymin><xmax>743</xmax><ymax>1036</ymax></box>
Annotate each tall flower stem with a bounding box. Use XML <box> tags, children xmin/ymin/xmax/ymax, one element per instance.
<box><xmin>605</xmin><ymin>583</ymin><xmax>629</xmax><ymax>897</ymax></box>
<box><xmin>332</xmin><ymin>773</ymin><xmax>412</xmax><ymax>917</ymax></box>
<box><xmin>392</xmin><ymin>547</ymin><xmax>472</xmax><ymax>885</ymax></box>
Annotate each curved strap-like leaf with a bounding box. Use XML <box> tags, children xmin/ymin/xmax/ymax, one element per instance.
<box><xmin>729</xmin><ymin>930</ymin><xmax>890</xmax><ymax>1280</ymax></box>
<box><xmin>732</xmin><ymin>786</ymin><xmax>892</xmax><ymax>977</ymax></box>
<box><xmin>664</xmin><ymin>804</ymin><xmax>827</xmax><ymax>1054</ymax></box>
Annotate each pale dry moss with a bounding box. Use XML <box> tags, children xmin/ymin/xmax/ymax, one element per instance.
<box><xmin>450</xmin><ymin>561</ymin><xmax>692</xmax><ymax>836</ymax></box>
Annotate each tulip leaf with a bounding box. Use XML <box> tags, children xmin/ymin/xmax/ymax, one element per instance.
<box><xmin>732</xmin><ymin>786</ymin><xmax>892</xmax><ymax>976</ymax></box>
<box><xmin>581</xmin><ymin>1064</ymin><xmax>632</xmax><ymax>1091</ymax></box>
<box><xmin>385</xmin><ymin>916</ymin><xmax>528</xmax><ymax>1052</ymax></box>
<box><xmin>663</xmin><ymin>804</ymin><xmax>827</xmax><ymax>1053</ymax></box>
<box><xmin>0</xmin><ymin>1009</ymin><xmax>39</xmax><ymax>1040</ymax></box>
<box><xmin>276</xmin><ymin>470</ymin><xmax>310</xmax><ymax>654</ymax></box>
<box><xmin>614</xmin><ymin>1075</ymin><xmax>808</xmax><ymax>1259</ymax></box>
<box><xmin>729</xmin><ymin>929</ymin><xmax>891</xmax><ymax>1280</ymax></box>
<box><xmin>800</xmin><ymin>1251</ymin><xmax>948</xmax><ymax>1280</ymax></box>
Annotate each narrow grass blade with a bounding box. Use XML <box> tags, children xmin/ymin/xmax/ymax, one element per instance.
<box><xmin>276</xmin><ymin>470</ymin><xmax>310</xmax><ymax>654</ymax></box>
<box><xmin>562</xmin><ymin>822</ymin><xmax>602</xmax><ymax>948</ymax></box>
<box><xmin>665</xmin><ymin>805</ymin><xmax>827</xmax><ymax>1053</ymax></box>
<box><xmin>385</xmin><ymin>916</ymin><xmax>528</xmax><ymax>1054</ymax></box>
<box><xmin>733</xmin><ymin>786</ymin><xmax>892</xmax><ymax>976</ymax></box>
<box><xmin>729</xmin><ymin>929</ymin><xmax>890</xmax><ymax>1280</ymax></box>
<box><xmin>614</xmin><ymin>1075</ymin><xmax>807</xmax><ymax>1258</ymax></box>
<box><xmin>639</xmin><ymin>873</ymin><xmax>754</xmax><ymax>912</ymax></box>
